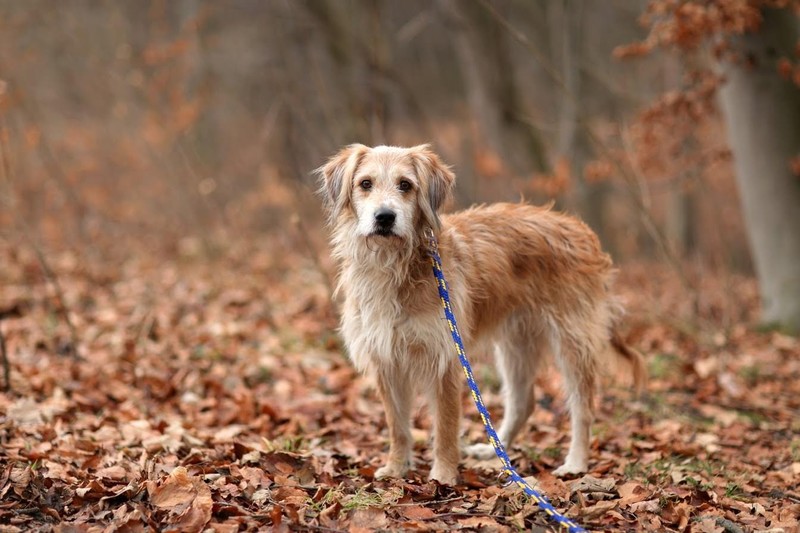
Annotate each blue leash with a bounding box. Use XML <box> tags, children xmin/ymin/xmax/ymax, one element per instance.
<box><xmin>426</xmin><ymin>231</ymin><xmax>588</xmax><ymax>533</ymax></box>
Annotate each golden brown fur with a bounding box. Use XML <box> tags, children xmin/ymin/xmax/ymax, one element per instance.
<box><xmin>318</xmin><ymin>144</ymin><xmax>645</xmax><ymax>484</ymax></box>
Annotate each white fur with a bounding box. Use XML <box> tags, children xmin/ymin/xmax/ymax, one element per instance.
<box><xmin>332</xmin><ymin>220</ymin><xmax>454</xmax><ymax>380</ymax></box>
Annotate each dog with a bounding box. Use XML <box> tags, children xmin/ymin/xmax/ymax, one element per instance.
<box><xmin>317</xmin><ymin>143</ymin><xmax>645</xmax><ymax>484</ymax></box>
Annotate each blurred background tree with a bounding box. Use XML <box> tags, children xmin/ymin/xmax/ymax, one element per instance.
<box><xmin>0</xmin><ymin>0</ymin><xmax>797</xmax><ymax>331</ymax></box>
<box><xmin>618</xmin><ymin>0</ymin><xmax>800</xmax><ymax>331</ymax></box>
<box><xmin>718</xmin><ymin>7</ymin><xmax>800</xmax><ymax>332</ymax></box>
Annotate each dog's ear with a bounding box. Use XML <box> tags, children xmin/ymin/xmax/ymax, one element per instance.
<box><xmin>411</xmin><ymin>144</ymin><xmax>455</xmax><ymax>231</ymax></box>
<box><xmin>316</xmin><ymin>143</ymin><xmax>370</xmax><ymax>221</ymax></box>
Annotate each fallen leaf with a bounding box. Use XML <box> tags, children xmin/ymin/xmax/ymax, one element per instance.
<box><xmin>618</xmin><ymin>481</ymin><xmax>650</xmax><ymax>505</ymax></box>
<box><xmin>579</xmin><ymin>499</ymin><xmax>618</xmax><ymax>518</ymax></box>
<box><xmin>570</xmin><ymin>474</ymin><xmax>616</xmax><ymax>494</ymax></box>
<box><xmin>95</xmin><ymin>465</ymin><xmax>128</xmax><ymax>481</ymax></box>
<box><xmin>717</xmin><ymin>371</ymin><xmax>744</xmax><ymax>398</ymax></box>
<box><xmin>457</xmin><ymin>515</ymin><xmax>503</xmax><ymax>529</ymax></box>
<box><xmin>399</xmin><ymin>505</ymin><xmax>437</xmax><ymax>520</ymax></box>
<box><xmin>629</xmin><ymin>499</ymin><xmax>660</xmax><ymax>513</ymax></box>
<box><xmin>272</xmin><ymin>486</ymin><xmax>308</xmax><ymax>506</ymax></box>
<box><xmin>694</xmin><ymin>357</ymin><xmax>719</xmax><ymax>379</ymax></box>
<box><xmin>350</xmin><ymin>508</ymin><xmax>387</xmax><ymax>529</ymax></box>
<box><xmin>7</xmin><ymin>399</ymin><xmax>45</xmax><ymax>425</ymax></box>
<box><xmin>695</xmin><ymin>433</ymin><xmax>721</xmax><ymax>453</ymax></box>
<box><xmin>150</xmin><ymin>466</ymin><xmax>212</xmax><ymax>531</ymax></box>
<box><xmin>151</xmin><ymin>467</ymin><xmax>197</xmax><ymax>509</ymax></box>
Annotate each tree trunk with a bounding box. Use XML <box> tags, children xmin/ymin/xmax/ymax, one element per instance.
<box><xmin>550</xmin><ymin>0</ymin><xmax>610</xmax><ymax>247</ymax></box>
<box><xmin>718</xmin><ymin>8</ymin><xmax>800</xmax><ymax>332</ymax></box>
<box><xmin>439</xmin><ymin>0</ymin><xmax>549</xmax><ymax>204</ymax></box>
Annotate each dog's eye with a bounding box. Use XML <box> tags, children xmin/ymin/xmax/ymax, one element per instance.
<box><xmin>359</xmin><ymin>179</ymin><xmax>372</xmax><ymax>190</ymax></box>
<box><xmin>398</xmin><ymin>180</ymin><xmax>412</xmax><ymax>192</ymax></box>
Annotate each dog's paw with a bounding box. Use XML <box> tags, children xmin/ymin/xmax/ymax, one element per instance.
<box><xmin>553</xmin><ymin>461</ymin><xmax>587</xmax><ymax>478</ymax></box>
<box><xmin>464</xmin><ymin>443</ymin><xmax>497</xmax><ymax>460</ymax></box>
<box><xmin>375</xmin><ymin>463</ymin><xmax>407</xmax><ymax>480</ymax></box>
<box><xmin>429</xmin><ymin>464</ymin><xmax>458</xmax><ymax>485</ymax></box>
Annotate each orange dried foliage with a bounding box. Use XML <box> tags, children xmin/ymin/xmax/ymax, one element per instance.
<box><xmin>603</xmin><ymin>0</ymin><xmax>799</xmax><ymax>264</ymax></box>
<box><xmin>617</xmin><ymin>0</ymin><xmax>789</xmax><ymax>56</ymax></box>
<box><xmin>790</xmin><ymin>155</ymin><xmax>800</xmax><ymax>176</ymax></box>
<box><xmin>777</xmin><ymin>56</ymin><xmax>800</xmax><ymax>86</ymax></box>
<box><xmin>584</xmin><ymin>159</ymin><xmax>614</xmax><ymax>183</ymax></box>
<box><xmin>23</xmin><ymin>125</ymin><xmax>40</xmax><ymax>149</ymax></box>
<box><xmin>528</xmin><ymin>157</ymin><xmax>572</xmax><ymax>196</ymax></box>
<box><xmin>142</xmin><ymin>39</ymin><xmax>191</xmax><ymax>66</ymax></box>
<box><xmin>778</xmin><ymin>57</ymin><xmax>794</xmax><ymax>78</ymax></box>
<box><xmin>473</xmin><ymin>146</ymin><xmax>506</xmax><ymax>179</ymax></box>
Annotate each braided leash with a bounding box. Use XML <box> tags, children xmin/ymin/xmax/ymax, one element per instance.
<box><xmin>426</xmin><ymin>231</ymin><xmax>587</xmax><ymax>533</ymax></box>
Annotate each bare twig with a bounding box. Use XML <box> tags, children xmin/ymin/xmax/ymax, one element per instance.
<box><xmin>177</xmin><ymin>141</ymin><xmax>232</xmax><ymax>232</ymax></box>
<box><xmin>261</xmin><ymin>97</ymin><xmax>337</xmax><ymax>312</ymax></box>
<box><xmin>393</xmin><ymin>495</ymin><xmax>464</xmax><ymax>506</ymax></box>
<box><xmin>300</xmin><ymin>1</ymin><xmax>437</xmax><ymax>144</ymax></box>
<box><xmin>0</xmin><ymin>97</ymin><xmax>12</xmax><ymax>209</ymax></box>
<box><xmin>477</xmin><ymin>1</ymin><xmax>700</xmax><ymax>305</ymax></box>
<box><xmin>29</xmin><ymin>241</ymin><xmax>83</xmax><ymax>360</ymax></box>
<box><xmin>3</xmin><ymin>75</ymin><xmax>90</xmax><ymax>238</ymax></box>
<box><xmin>418</xmin><ymin>511</ymin><xmax>495</xmax><ymax>521</ymax></box>
<box><xmin>291</xmin><ymin>211</ymin><xmax>338</xmax><ymax>313</ymax></box>
<box><xmin>695</xmin><ymin>173</ymin><xmax>738</xmax><ymax>333</ymax></box>
<box><xmin>618</xmin><ymin>123</ymin><xmax>699</xmax><ymax>312</ymax></box>
<box><xmin>0</xmin><ymin>103</ymin><xmax>82</xmax><ymax>360</ymax></box>
<box><xmin>0</xmin><ymin>321</ymin><xmax>9</xmax><ymax>391</ymax></box>
<box><xmin>134</xmin><ymin>308</ymin><xmax>156</xmax><ymax>350</ymax></box>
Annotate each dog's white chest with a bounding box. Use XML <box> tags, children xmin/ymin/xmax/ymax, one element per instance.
<box><xmin>340</xmin><ymin>282</ymin><xmax>452</xmax><ymax>378</ymax></box>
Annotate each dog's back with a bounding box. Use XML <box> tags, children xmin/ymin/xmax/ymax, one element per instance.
<box><xmin>440</xmin><ymin>202</ymin><xmax>615</xmax><ymax>342</ymax></box>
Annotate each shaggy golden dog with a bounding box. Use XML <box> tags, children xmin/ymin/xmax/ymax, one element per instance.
<box><xmin>318</xmin><ymin>144</ymin><xmax>645</xmax><ymax>484</ymax></box>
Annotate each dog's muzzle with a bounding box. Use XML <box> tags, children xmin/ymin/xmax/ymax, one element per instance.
<box><xmin>374</xmin><ymin>208</ymin><xmax>396</xmax><ymax>235</ymax></box>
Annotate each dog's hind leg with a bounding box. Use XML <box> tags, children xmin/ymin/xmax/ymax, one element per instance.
<box><xmin>375</xmin><ymin>368</ymin><xmax>414</xmax><ymax>479</ymax></box>
<box><xmin>465</xmin><ymin>326</ymin><xmax>542</xmax><ymax>460</ymax></box>
<box><xmin>551</xmin><ymin>319</ymin><xmax>601</xmax><ymax>477</ymax></box>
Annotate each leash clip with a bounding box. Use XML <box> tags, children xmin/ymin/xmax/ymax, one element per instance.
<box><xmin>498</xmin><ymin>468</ymin><xmax>513</xmax><ymax>487</ymax></box>
<box><xmin>424</xmin><ymin>227</ymin><xmax>438</xmax><ymax>254</ymax></box>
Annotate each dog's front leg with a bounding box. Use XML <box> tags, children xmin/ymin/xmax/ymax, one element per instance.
<box><xmin>428</xmin><ymin>360</ymin><xmax>462</xmax><ymax>485</ymax></box>
<box><xmin>375</xmin><ymin>369</ymin><xmax>413</xmax><ymax>479</ymax></box>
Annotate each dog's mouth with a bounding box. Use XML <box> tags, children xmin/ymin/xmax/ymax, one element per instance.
<box><xmin>372</xmin><ymin>228</ymin><xmax>397</xmax><ymax>237</ymax></box>
<box><xmin>366</xmin><ymin>228</ymin><xmax>405</xmax><ymax>242</ymax></box>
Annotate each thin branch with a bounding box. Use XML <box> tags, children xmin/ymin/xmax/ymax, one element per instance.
<box><xmin>300</xmin><ymin>0</ymin><xmax>437</xmax><ymax>144</ymax></box>
<box><xmin>418</xmin><ymin>511</ymin><xmax>498</xmax><ymax>521</ymax></box>
<box><xmin>28</xmin><ymin>241</ymin><xmax>83</xmax><ymax>360</ymax></box>
<box><xmin>477</xmin><ymin>0</ymin><xmax>576</xmax><ymax>100</ymax></box>
<box><xmin>478</xmin><ymin>0</ymin><xmax>699</xmax><ymax>300</ymax></box>
<box><xmin>0</xmin><ymin>85</ymin><xmax>12</xmax><ymax>390</ymax></box>
<box><xmin>392</xmin><ymin>495</ymin><xmax>465</xmax><ymax>507</ymax></box>
<box><xmin>289</xmin><ymin>186</ymin><xmax>338</xmax><ymax>315</ymax></box>
<box><xmin>0</xmin><ymin>103</ymin><xmax>82</xmax><ymax>360</ymax></box>
<box><xmin>0</xmin><ymin>321</ymin><xmax>9</xmax><ymax>392</ymax></box>
<box><xmin>618</xmin><ymin>123</ymin><xmax>699</xmax><ymax>307</ymax></box>
<box><xmin>134</xmin><ymin>308</ymin><xmax>156</xmax><ymax>351</ymax></box>
<box><xmin>177</xmin><ymin>140</ymin><xmax>232</xmax><ymax>232</ymax></box>
<box><xmin>0</xmin><ymin>74</ymin><xmax>90</xmax><ymax>238</ymax></box>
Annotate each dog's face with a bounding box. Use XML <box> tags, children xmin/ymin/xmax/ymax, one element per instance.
<box><xmin>318</xmin><ymin>144</ymin><xmax>455</xmax><ymax>244</ymax></box>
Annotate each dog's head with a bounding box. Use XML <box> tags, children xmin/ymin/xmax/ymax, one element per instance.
<box><xmin>317</xmin><ymin>144</ymin><xmax>455</xmax><ymax>244</ymax></box>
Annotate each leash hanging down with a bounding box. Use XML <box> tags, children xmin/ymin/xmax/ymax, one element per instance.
<box><xmin>425</xmin><ymin>231</ymin><xmax>588</xmax><ymax>533</ymax></box>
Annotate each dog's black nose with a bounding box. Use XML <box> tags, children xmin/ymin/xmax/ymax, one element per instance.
<box><xmin>375</xmin><ymin>208</ymin><xmax>396</xmax><ymax>229</ymax></box>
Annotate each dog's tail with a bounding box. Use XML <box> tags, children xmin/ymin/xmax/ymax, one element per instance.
<box><xmin>610</xmin><ymin>328</ymin><xmax>647</xmax><ymax>394</ymax></box>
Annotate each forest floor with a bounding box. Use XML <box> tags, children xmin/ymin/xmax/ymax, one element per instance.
<box><xmin>0</xmin><ymin>234</ymin><xmax>798</xmax><ymax>532</ymax></box>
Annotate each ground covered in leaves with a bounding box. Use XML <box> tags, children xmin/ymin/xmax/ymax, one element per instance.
<box><xmin>0</xmin><ymin>235</ymin><xmax>798</xmax><ymax>532</ymax></box>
